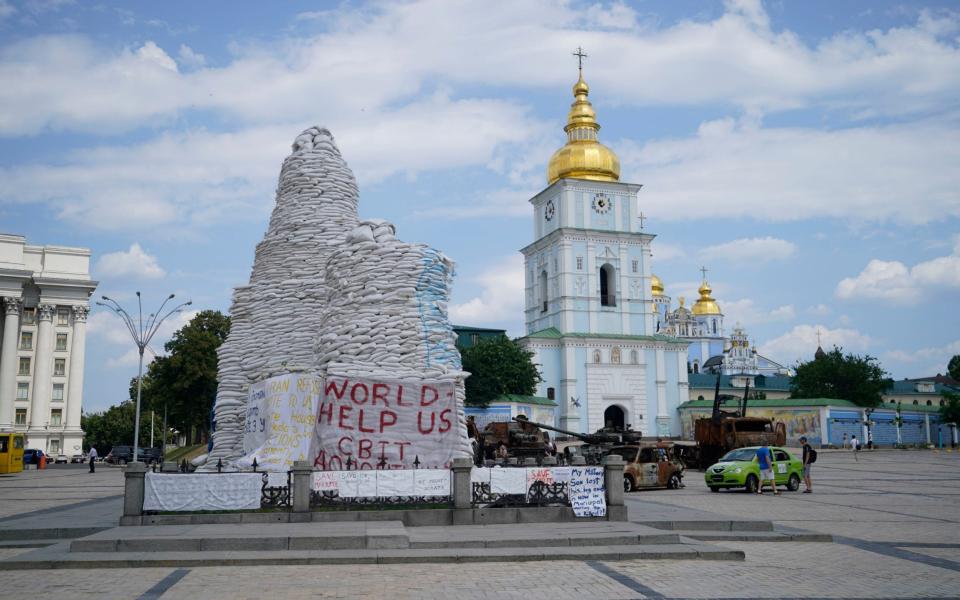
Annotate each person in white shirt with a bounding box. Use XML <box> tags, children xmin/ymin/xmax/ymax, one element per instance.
<box><xmin>88</xmin><ymin>447</ymin><xmax>97</xmax><ymax>473</ymax></box>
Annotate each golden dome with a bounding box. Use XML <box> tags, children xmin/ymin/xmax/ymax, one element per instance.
<box><xmin>546</xmin><ymin>73</ymin><xmax>620</xmax><ymax>184</ymax></box>
<box><xmin>651</xmin><ymin>274</ymin><xmax>664</xmax><ymax>297</ymax></box>
<box><xmin>692</xmin><ymin>280</ymin><xmax>722</xmax><ymax>316</ymax></box>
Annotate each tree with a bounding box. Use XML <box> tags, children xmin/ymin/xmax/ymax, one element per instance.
<box><xmin>948</xmin><ymin>355</ymin><xmax>960</xmax><ymax>381</ymax></box>
<box><xmin>790</xmin><ymin>346</ymin><xmax>890</xmax><ymax>408</ymax></box>
<box><xmin>940</xmin><ymin>391</ymin><xmax>960</xmax><ymax>427</ymax></box>
<box><xmin>460</xmin><ymin>335</ymin><xmax>541</xmax><ymax>408</ymax></box>
<box><xmin>135</xmin><ymin>310</ymin><xmax>230</xmax><ymax>444</ymax></box>
<box><xmin>81</xmin><ymin>401</ymin><xmax>160</xmax><ymax>453</ymax></box>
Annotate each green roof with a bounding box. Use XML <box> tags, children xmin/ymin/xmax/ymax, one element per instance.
<box><xmin>679</xmin><ymin>396</ymin><xmax>946</xmax><ymax>413</ymax></box>
<box><xmin>523</xmin><ymin>327</ymin><xmax>686</xmax><ymax>345</ymax></box>
<box><xmin>496</xmin><ymin>394</ymin><xmax>557</xmax><ymax>406</ymax></box>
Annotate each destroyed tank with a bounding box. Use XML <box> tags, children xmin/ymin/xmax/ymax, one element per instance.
<box><xmin>475</xmin><ymin>418</ymin><xmax>550</xmax><ymax>461</ymax></box>
<box><xmin>512</xmin><ymin>417</ymin><xmax>643</xmax><ymax>465</ymax></box>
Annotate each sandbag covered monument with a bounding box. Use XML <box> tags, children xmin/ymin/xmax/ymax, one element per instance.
<box><xmin>200</xmin><ymin>127</ymin><xmax>471</xmax><ymax>472</ymax></box>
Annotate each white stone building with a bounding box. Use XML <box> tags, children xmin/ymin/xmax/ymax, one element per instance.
<box><xmin>518</xmin><ymin>71</ymin><xmax>689</xmax><ymax>437</ymax></box>
<box><xmin>0</xmin><ymin>234</ymin><xmax>96</xmax><ymax>456</ymax></box>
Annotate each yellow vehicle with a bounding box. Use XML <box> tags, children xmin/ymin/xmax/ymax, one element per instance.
<box><xmin>0</xmin><ymin>433</ymin><xmax>25</xmax><ymax>474</ymax></box>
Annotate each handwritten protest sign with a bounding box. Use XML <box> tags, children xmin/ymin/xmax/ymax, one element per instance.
<box><xmin>239</xmin><ymin>374</ymin><xmax>321</xmax><ymax>472</ymax></box>
<box><xmin>414</xmin><ymin>470</ymin><xmax>450</xmax><ymax>496</ymax></box>
<box><xmin>313</xmin><ymin>375</ymin><xmax>459</xmax><ymax>470</ymax></box>
<box><xmin>377</xmin><ymin>470</ymin><xmax>415</xmax><ymax>496</ymax></box>
<box><xmin>569</xmin><ymin>466</ymin><xmax>606</xmax><ymax>517</ymax></box>
<box><xmin>490</xmin><ymin>468</ymin><xmax>528</xmax><ymax>494</ymax></box>
<box><xmin>336</xmin><ymin>470</ymin><xmax>378</xmax><ymax>498</ymax></box>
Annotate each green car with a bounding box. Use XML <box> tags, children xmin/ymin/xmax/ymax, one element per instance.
<box><xmin>704</xmin><ymin>446</ymin><xmax>803</xmax><ymax>493</ymax></box>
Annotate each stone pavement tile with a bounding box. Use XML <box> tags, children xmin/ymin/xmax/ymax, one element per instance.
<box><xmin>0</xmin><ymin>548</ymin><xmax>35</xmax><ymax>558</ymax></box>
<box><xmin>608</xmin><ymin>541</ymin><xmax>960</xmax><ymax>598</ymax></box>
<box><xmin>159</xmin><ymin>561</ymin><xmax>640</xmax><ymax>600</ymax></box>
<box><xmin>0</xmin><ymin>567</ymin><xmax>173</xmax><ymax>600</ymax></box>
<box><xmin>902</xmin><ymin>546</ymin><xmax>960</xmax><ymax>562</ymax></box>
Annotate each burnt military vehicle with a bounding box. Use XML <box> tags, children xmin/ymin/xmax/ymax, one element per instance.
<box><xmin>693</xmin><ymin>375</ymin><xmax>786</xmax><ymax>467</ymax></box>
<box><xmin>514</xmin><ymin>417</ymin><xmax>643</xmax><ymax>465</ymax></box>
<box><xmin>468</xmin><ymin>416</ymin><xmax>550</xmax><ymax>462</ymax></box>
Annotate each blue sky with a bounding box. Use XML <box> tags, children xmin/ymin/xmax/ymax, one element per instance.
<box><xmin>1</xmin><ymin>0</ymin><xmax>958</xmax><ymax>413</ymax></box>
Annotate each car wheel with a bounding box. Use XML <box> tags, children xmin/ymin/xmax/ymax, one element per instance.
<box><xmin>669</xmin><ymin>474</ymin><xmax>682</xmax><ymax>489</ymax></box>
<box><xmin>787</xmin><ymin>473</ymin><xmax>801</xmax><ymax>492</ymax></box>
<box><xmin>623</xmin><ymin>475</ymin><xmax>635</xmax><ymax>493</ymax></box>
<box><xmin>709</xmin><ymin>486</ymin><xmax>720</xmax><ymax>493</ymax></box>
<box><xmin>745</xmin><ymin>474</ymin><xmax>759</xmax><ymax>494</ymax></box>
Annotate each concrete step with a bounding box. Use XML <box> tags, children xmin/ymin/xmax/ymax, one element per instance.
<box><xmin>638</xmin><ymin>519</ymin><xmax>774</xmax><ymax>532</ymax></box>
<box><xmin>0</xmin><ymin>539</ymin><xmax>62</xmax><ymax>548</ymax></box>
<box><xmin>1</xmin><ymin>542</ymin><xmax>744</xmax><ymax>569</ymax></box>
<box><xmin>0</xmin><ymin>526</ymin><xmax>110</xmax><ymax>541</ymax></box>
<box><xmin>675</xmin><ymin>530</ymin><xmax>833</xmax><ymax>543</ymax></box>
<box><xmin>71</xmin><ymin>522</ymin><xmax>409</xmax><ymax>553</ymax></box>
<box><xmin>407</xmin><ymin>522</ymin><xmax>681</xmax><ymax>548</ymax></box>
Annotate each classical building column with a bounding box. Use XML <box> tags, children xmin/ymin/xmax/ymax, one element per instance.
<box><xmin>0</xmin><ymin>297</ymin><xmax>22</xmax><ymax>430</ymax></box>
<box><xmin>65</xmin><ymin>305</ymin><xmax>89</xmax><ymax>432</ymax></box>
<box><xmin>29</xmin><ymin>303</ymin><xmax>56</xmax><ymax>430</ymax></box>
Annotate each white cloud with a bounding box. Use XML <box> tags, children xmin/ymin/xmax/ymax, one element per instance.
<box><xmin>884</xmin><ymin>339</ymin><xmax>960</xmax><ymax>378</ymax></box>
<box><xmin>96</xmin><ymin>243</ymin><xmax>166</xmax><ymax>280</ymax></box>
<box><xmin>760</xmin><ymin>324</ymin><xmax>872</xmax><ymax>366</ymax></box>
<box><xmin>650</xmin><ymin>242</ymin><xmax>685</xmax><ymax>262</ymax></box>
<box><xmin>91</xmin><ymin>308</ymin><xmax>197</xmax><ymax>369</ymax></box>
<box><xmin>699</xmin><ymin>236</ymin><xmax>796</xmax><ymax>264</ymax></box>
<box><xmin>177</xmin><ymin>44</ymin><xmax>205</xmax><ymax>69</ymax></box>
<box><xmin>0</xmin><ymin>1</ymin><xmax>16</xmax><ymax>19</ymax></box>
<box><xmin>807</xmin><ymin>303</ymin><xmax>831</xmax><ymax>316</ymax></box>
<box><xmin>1</xmin><ymin>3</ymin><xmax>959</xmax><ymax>135</ymax></box>
<box><xmin>723</xmin><ymin>298</ymin><xmax>796</xmax><ymax>326</ymax></box>
<box><xmin>836</xmin><ymin>238</ymin><xmax>960</xmax><ymax>304</ymax></box>
<box><xmin>621</xmin><ymin>117</ymin><xmax>960</xmax><ymax>224</ymax></box>
<box><xmin>449</xmin><ymin>255</ymin><xmax>525</xmax><ymax>333</ymax></box>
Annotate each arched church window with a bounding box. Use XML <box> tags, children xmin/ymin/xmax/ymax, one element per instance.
<box><xmin>539</xmin><ymin>270</ymin><xmax>548</xmax><ymax>312</ymax></box>
<box><xmin>712</xmin><ymin>320</ymin><xmax>717</xmax><ymax>334</ymax></box>
<box><xmin>611</xmin><ymin>347</ymin><xmax>621</xmax><ymax>364</ymax></box>
<box><xmin>927</xmin><ymin>400</ymin><xmax>932</xmax><ymax>406</ymax></box>
<box><xmin>594</xmin><ymin>350</ymin><xmax>601</xmax><ymax>364</ymax></box>
<box><xmin>693</xmin><ymin>361</ymin><xmax>699</xmax><ymax>374</ymax></box>
<box><xmin>913</xmin><ymin>400</ymin><xmax>919</xmax><ymax>405</ymax></box>
<box><xmin>547</xmin><ymin>387</ymin><xmax>555</xmax><ymax>400</ymax></box>
<box><xmin>599</xmin><ymin>264</ymin><xmax>616</xmax><ymax>306</ymax></box>
<box><xmin>631</xmin><ymin>350</ymin><xmax>638</xmax><ymax>364</ymax></box>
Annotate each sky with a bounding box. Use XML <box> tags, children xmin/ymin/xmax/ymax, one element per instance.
<box><xmin>0</xmin><ymin>0</ymin><xmax>958</xmax><ymax>413</ymax></box>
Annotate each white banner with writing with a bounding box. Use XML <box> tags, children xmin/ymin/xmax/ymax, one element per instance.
<box><xmin>143</xmin><ymin>472</ymin><xmax>263</xmax><ymax>512</ymax></box>
<box><xmin>239</xmin><ymin>373</ymin><xmax>322</xmax><ymax>472</ymax></box>
<box><xmin>310</xmin><ymin>469</ymin><xmax>450</xmax><ymax>497</ymax></box>
<box><xmin>313</xmin><ymin>375</ymin><xmax>459</xmax><ymax>470</ymax></box>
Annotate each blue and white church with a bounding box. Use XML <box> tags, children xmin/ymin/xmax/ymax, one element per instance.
<box><xmin>517</xmin><ymin>69</ymin><xmax>689</xmax><ymax>437</ymax></box>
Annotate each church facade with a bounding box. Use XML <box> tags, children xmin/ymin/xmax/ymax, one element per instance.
<box><xmin>517</xmin><ymin>70</ymin><xmax>689</xmax><ymax>437</ymax></box>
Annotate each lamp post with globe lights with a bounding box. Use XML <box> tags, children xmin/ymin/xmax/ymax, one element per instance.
<box><xmin>96</xmin><ymin>292</ymin><xmax>192</xmax><ymax>463</ymax></box>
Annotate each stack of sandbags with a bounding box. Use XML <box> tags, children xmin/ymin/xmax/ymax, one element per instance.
<box><xmin>201</xmin><ymin>127</ymin><xmax>359</xmax><ymax>470</ymax></box>
<box><xmin>316</xmin><ymin>220</ymin><xmax>472</xmax><ymax>461</ymax></box>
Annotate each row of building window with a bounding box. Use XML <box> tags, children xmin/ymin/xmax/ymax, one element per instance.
<box><xmin>13</xmin><ymin>408</ymin><xmax>62</xmax><ymax>426</ymax></box>
<box><xmin>16</xmin><ymin>382</ymin><xmax>66</xmax><ymax>401</ymax></box>
<box><xmin>17</xmin><ymin>357</ymin><xmax>68</xmax><ymax>376</ymax></box>
<box><xmin>571</xmin><ymin>256</ymin><xmax>640</xmax><ymax>274</ymax></box>
<box><xmin>19</xmin><ymin>307</ymin><xmax>73</xmax><ymax>326</ymax></box>
<box><xmin>18</xmin><ymin>332</ymin><xmax>69</xmax><ymax>351</ymax></box>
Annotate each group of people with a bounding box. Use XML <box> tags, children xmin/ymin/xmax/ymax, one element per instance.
<box><xmin>754</xmin><ymin>436</ymin><xmax>816</xmax><ymax>495</ymax></box>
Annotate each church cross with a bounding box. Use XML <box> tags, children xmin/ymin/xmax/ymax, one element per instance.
<box><xmin>572</xmin><ymin>46</ymin><xmax>588</xmax><ymax>72</ymax></box>
<box><xmin>816</xmin><ymin>328</ymin><xmax>823</xmax><ymax>346</ymax></box>
<box><xmin>700</xmin><ymin>266</ymin><xmax>709</xmax><ymax>281</ymax></box>
<box><xmin>638</xmin><ymin>211</ymin><xmax>647</xmax><ymax>230</ymax></box>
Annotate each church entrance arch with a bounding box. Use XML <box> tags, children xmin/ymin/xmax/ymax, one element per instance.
<box><xmin>604</xmin><ymin>405</ymin><xmax>625</xmax><ymax>430</ymax></box>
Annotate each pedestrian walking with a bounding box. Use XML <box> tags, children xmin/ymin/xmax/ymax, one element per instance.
<box><xmin>867</xmin><ymin>430</ymin><xmax>874</xmax><ymax>450</ymax></box>
<box><xmin>842</xmin><ymin>432</ymin><xmax>848</xmax><ymax>449</ymax></box>
<box><xmin>755</xmin><ymin>443</ymin><xmax>779</xmax><ymax>495</ymax></box>
<box><xmin>88</xmin><ymin>446</ymin><xmax>97</xmax><ymax>473</ymax></box>
<box><xmin>800</xmin><ymin>436</ymin><xmax>816</xmax><ymax>493</ymax></box>
<box><xmin>851</xmin><ymin>435</ymin><xmax>860</xmax><ymax>461</ymax></box>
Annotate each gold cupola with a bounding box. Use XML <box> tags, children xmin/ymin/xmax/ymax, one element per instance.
<box><xmin>651</xmin><ymin>274</ymin><xmax>664</xmax><ymax>297</ymax></box>
<box><xmin>692</xmin><ymin>279</ymin><xmax>722</xmax><ymax>316</ymax></box>
<box><xmin>546</xmin><ymin>71</ymin><xmax>621</xmax><ymax>184</ymax></box>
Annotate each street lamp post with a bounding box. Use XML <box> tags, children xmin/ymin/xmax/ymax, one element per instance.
<box><xmin>96</xmin><ymin>292</ymin><xmax>191</xmax><ymax>464</ymax></box>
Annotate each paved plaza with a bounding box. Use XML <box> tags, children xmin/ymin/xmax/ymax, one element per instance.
<box><xmin>0</xmin><ymin>449</ymin><xmax>958</xmax><ymax>598</ymax></box>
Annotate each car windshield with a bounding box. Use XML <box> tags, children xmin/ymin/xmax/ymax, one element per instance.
<box><xmin>720</xmin><ymin>448</ymin><xmax>757</xmax><ymax>462</ymax></box>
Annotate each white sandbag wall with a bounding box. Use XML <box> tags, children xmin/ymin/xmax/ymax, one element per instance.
<box><xmin>203</xmin><ymin>128</ymin><xmax>359</xmax><ymax>470</ymax></box>
<box><xmin>317</xmin><ymin>220</ymin><xmax>472</xmax><ymax>462</ymax></box>
<box><xmin>203</xmin><ymin>126</ymin><xmax>471</xmax><ymax>470</ymax></box>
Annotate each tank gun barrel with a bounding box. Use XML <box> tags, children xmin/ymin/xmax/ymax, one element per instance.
<box><xmin>511</xmin><ymin>417</ymin><xmax>634</xmax><ymax>444</ymax></box>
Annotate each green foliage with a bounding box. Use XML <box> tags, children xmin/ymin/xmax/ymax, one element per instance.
<box><xmin>948</xmin><ymin>355</ymin><xmax>960</xmax><ymax>381</ymax></box>
<box><xmin>939</xmin><ymin>391</ymin><xmax>960</xmax><ymax>426</ymax></box>
<box><xmin>134</xmin><ymin>310</ymin><xmax>230</xmax><ymax>443</ymax></box>
<box><xmin>790</xmin><ymin>346</ymin><xmax>890</xmax><ymax>408</ymax></box>
<box><xmin>460</xmin><ymin>335</ymin><xmax>541</xmax><ymax>408</ymax></box>
<box><xmin>81</xmin><ymin>401</ymin><xmax>162</xmax><ymax>452</ymax></box>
